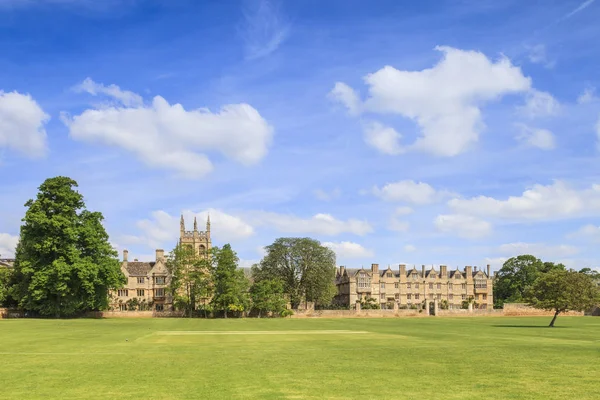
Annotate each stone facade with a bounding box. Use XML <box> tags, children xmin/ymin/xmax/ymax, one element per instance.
<box><xmin>109</xmin><ymin>215</ymin><xmax>211</xmax><ymax>311</ymax></box>
<box><xmin>335</xmin><ymin>263</ymin><xmax>494</xmax><ymax>310</ymax></box>
<box><xmin>0</xmin><ymin>258</ymin><xmax>15</xmax><ymax>268</ymax></box>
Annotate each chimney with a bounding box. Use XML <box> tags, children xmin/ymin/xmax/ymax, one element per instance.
<box><xmin>123</xmin><ymin>249</ymin><xmax>128</xmax><ymax>262</ymax></box>
<box><xmin>340</xmin><ymin>266</ymin><xmax>346</xmax><ymax>276</ymax></box>
<box><xmin>440</xmin><ymin>265</ymin><xmax>447</xmax><ymax>278</ymax></box>
<box><xmin>487</xmin><ymin>264</ymin><xmax>491</xmax><ymax>277</ymax></box>
<box><xmin>156</xmin><ymin>249</ymin><xmax>165</xmax><ymax>262</ymax></box>
<box><xmin>421</xmin><ymin>264</ymin><xmax>425</xmax><ymax>277</ymax></box>
<box><xmin>474</xmin><ymin>266</ymin><xmax>478</xmax><ymax>273</ymax></box>
<box><xmin>465</xmin><ymin>266</ymin><xmax>472</xmax><ymax>277</ymax></box>
<box><xmin>371</xmin><ymin>263</ymin><xmax>379</xmax><ymax>274</ymax></box>
<box><xmin>399</xmin><ymin>264</ymin><xmax>406</xmax><ymax>276</ymax></box>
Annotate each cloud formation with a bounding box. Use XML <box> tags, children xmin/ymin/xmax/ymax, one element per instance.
<box><xmin>434</xmin><ymin>214</ymin><xmax>492</xmax><ymax>239</ymax></box>
<box><xmin>0</xmin><ymin>233</ymin><xmax>19</xmax><ymax>258</ymax></box>
<box><xmin>372</xmin><ymin>180</ymin><xmax>444</xmax><ymax>205</ymax></box>
<box><xmin>0</xmin><ymin>91</ymin><xmax>49</xmax><ymax>158</ymax></box>
<box><xmin>241</xmin><ymin>0</ymin><xmax>290</xmax><ymax>60</ymax></box>
<box><xmin>323</xmin><ymin>241</ymin><xmax>374</xmax><ymax>259</ymax></box>
<box><xmin>250</xmin><ymin>211</ymin><xmax>372</xmax><ymax>236</ymax></box>
<box><xmin>515</xmin><ymin>124</ymin><xmax>556</xmax><ymax>150</ymax></box>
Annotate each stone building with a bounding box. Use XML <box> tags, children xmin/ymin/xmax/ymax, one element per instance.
<box><xmin>110</xmin><ymin>215</ymin><xmax>211</xmax><ymax>311</ymax></box>
<box><xmin>335</xmin><ymin>263</ymin><xmax>494</xmax><ymax>310</ymax></box>
<box><xmin>0</xmin><ymin>258</ymin><xmax>15</xmax><ymax>268</ymax></box>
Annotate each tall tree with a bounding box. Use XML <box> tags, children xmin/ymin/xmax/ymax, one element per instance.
<box><xmin>166</xmin><ymin>244</ymin><xmax>213</xmax><ymax>317</ymax></box>
<box><xmin>579</xmin><ymin>267</ymin><xmax>600</xmax><ymax>280</ymax></box>
<box><xmin>250</xmin><ymin>279</ymin><xmax>287</xmax><ymax>317</ymax></box>
<box><xmin>526</xmin><ymin>269</ymin><xmax>600</xmax><ymax>327</ymax></box>
<box><xmin>252</xmin><ymin>237</ymin><xmax>336</xmax><ymax>309</ymax></box>
<box><xmin>211</xmin><ymin>244</ymin><xmax>250</xmax><ymax>317</ymax></box>
<box><xmin>10</xmin><ymin>176</ymin><xmax>125</xmax><ymax>317</ymax></box>
<box><xmin>0</xmin><ymin>265</ymin><xmax>13</xmax><ymax>307</ymax></box>
<box><xmin>493</xmin><ymin>255</ymin><xmax>565</xmax><ymax>308</ymax></box>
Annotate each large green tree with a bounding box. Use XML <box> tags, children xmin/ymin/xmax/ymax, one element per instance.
<box><xmin>526</xmin><ymin>269</ymin><xmax>600</xmax><ymax>327</ymax></box>
<box><xmin>493</xmin><ymin>255</ymin><xmax>565</xmax><ymax>307</ymax></box>
<box><xmin>0</xmin><ymin>265</ymin><xmax>13</xmax><ymax>306</ymax></box>
<box><xmin>579</xmin><ymin>267</ymin><xmax>600</xmax><ymax>280</ymax></box>
<box><xmin>166</xmin><ymin>244</ymin><xmax>213</xmax><ymax>317</ymax></box>
<box><xmin>249</xmin><ymin>279</ymin><xmax>287</xmax><ymax>317</ymax></box>
<box><xmin>252</xmin><ymin>237</ymin><xmax>336</xmax><ymax>309</ymax></box>
<box><xmin>211</xmin><ymin>244</ymin><xmax>250</xmax><ymax>317</ymax></box>
<box><xmin>10</xmin><ymin>177</ymin><xmax>125</xmax><ymax>317</ymax></box>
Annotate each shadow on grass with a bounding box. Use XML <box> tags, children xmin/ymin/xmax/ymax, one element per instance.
<box><xmin>491</xmin><ymin>325</ymin><xmax>569</xmax><ymax>328</ymax></box>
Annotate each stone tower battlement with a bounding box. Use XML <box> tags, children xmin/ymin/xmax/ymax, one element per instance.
<box><xmin>179</xmin><ymin>214</ymin><xmax>211</xmax><ymax>255</ymax></box>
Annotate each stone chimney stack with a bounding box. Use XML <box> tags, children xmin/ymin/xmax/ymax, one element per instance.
<box><xmin>340</xmin><ymin>266</ymin><xmax>346</xmax><ymax>276</ymax></box>
<box><xmin>440</xmin><ymin>265</ymin><xmax>447</xmax><ymax>278</ymax></box>
<box><xmin>156</xmin><ymin>249</ymin><xmax>165</xmax><ymax>263</ymax></box>
<box><xmin>421</xmin><ymin>264</ymin><xmax>426</xmax><ymax>277</ymax></box>
<box><xmin>465</xmin><ymin>266</ymin><xmax>472</xmax><ymax>277</ymax></box>
<box><xmin>474</xmin><ymin>266</ymin><xmax>478</xmax><ymax>273</ymax></box>
<box><xmin>487</xmin><ymin>264</ymin><xmax>491</xmax><ymax>277</ymax></box>
<box><xmin>123</xmin><ymin>249</ymin><xmax>128</xmax><ymax>262</ymax></box>
<box><xmin>399</xmin><ymin>264</ymin><xmax>406</xmax><ymax>277</ymax></box>
<box><xmin>371</xmin><ymin>263</ymin><xmax>379</xmax><ymax>274</ymax></box>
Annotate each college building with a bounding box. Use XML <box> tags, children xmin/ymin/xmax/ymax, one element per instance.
<box><xmin>110</xmin><ymin>215</ymin><xmax>211</xmax><ymax>311</ymax></box>
<box><xmin>335</xmin><ymin>263</ymin><xmax>494</xmax><ymax>310</ymax></box>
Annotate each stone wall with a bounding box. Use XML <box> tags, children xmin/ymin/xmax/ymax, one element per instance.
<box><xmin>86</xmin><ymin>310</ymin><xmax>185</xmax><ymax>318</ymax></box>
<box><xmin>502</xmin><ymin>303</ymin><xmax>584</xmax><ymax>316</ymax></box>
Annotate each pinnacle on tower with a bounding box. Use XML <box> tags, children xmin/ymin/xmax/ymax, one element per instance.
<box><xmin>180</xmin><ymin>214</ymin><xmax>185</xmax><ymax>232</ymax></box>
<box><xmin>206</xmin><ymin>213</ymin><xmax>211</xmax><ymax>230</ymax></box>
<box><xmin>194</xmin><ymin>216</ymin><xmax>198</xmax><ymax>231</ymax></box>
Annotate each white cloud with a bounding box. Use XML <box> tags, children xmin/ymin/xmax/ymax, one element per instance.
<box><xmin>568</xmin><ymin>224</ymin><xmax>600</xmax><ymax>242</ymax></box>
<box><xmin>394</xmin><ymin>206</ymin><xmax>414</xmax><ymax>216</ymax></box>
<box><xmin>434</xmin><ymin>214</ymin><xmax>492</xmax><ymax>239</ymax></box>
<box><xmin>125</xmin><ymin>208</ymin><xmax>254</xmax><ymax>249</ymax></box>
<box><xmin>515</xmin><ymin>124</ymin><xmax>556</xmax><ymax>150</ymax></box>
<box><xmin>596</xmin><ymin>117</ymin><xmax>600</xmax><ymax>151</ymax></box>
<box><xmin>241</xmin><ymin>0</ymin><xmax>290</xmax><ymax>60</ymax></box>
<box><xmin>328</xmin><ymin>82</ymin><xmax>361</xmax><ymax>115</ymax></box>
<box><xmin>323</xmin><ymin>241</ymin><xmax>374</xmax><ymax>259</ymax></box>
<box><xmin>0</xmin><ymin>233</ymin><xmax>18</xmax><ymax>258</ymax></box>
<box><xmin>518</xmin><ymin>90</ymin><xmax>560</xmax><ymax>118</ymax></box>
<box><xmin>577</xmin><ymin>87</ymin><xmax>599</xmax><ymax>104</ymax></box>
<box><xmin>372</xmin><ymin>180</ymin><xmax>439</xmax><ymax>204</ymax></box>
<box><xmin>314</xmin><ymin>188</ymin><xmax>341</xmax><ymax>201</ymax></box>
<box><xmin>403</xmin><ymin>244</ymin><xmax>416</xmax><ymax>253</ymax></box>
<box><xmin>63</xmin><ymin>83</ymin><xmax>273</xmax><ymax>178</ymax></box>
<box><xmin>251</xmin><ymin>212</ymin><xmax>372</xmax><ymax>236</ymax></box>
<box><xmin>331</xmin><ymin>46</ymin><xmax>531</xmax><ymax>156</ymax></box>
<box><xmin>0</xmin><ymin>91</ymin><xmax>49</xmax><ymax>158</ymax></box>
<box><xmin>363</xmin><ymin>121</ymin><xmax>404</xmax><ymax>155</ymax></box>
<box><xmin>448</xmin><ymin>181</ymin><xmax>600</xmax><ymax>221</ymax></box>
<box><xmin>561</xmin><ymin>0</ymin><xmax>596</xmax><ymax>20</ymax></box>
<box><xmin>388</xmin><ymin>207</ymin><xmax>413</xmax><ymax>232</ymax></box>
<box><xmin>496</xmin><ymin>242</ymin><xmax>579</xmax><ymax>259</ymax></box>
<box><xmin>526</xmin><ymin>44</ymin><xmax>555</xmax><ymax>68</ymax></box>
<box><xmin>73</xmin><ymin>77</ymin><xmax>143</xmax><ymax>107</ymax></box>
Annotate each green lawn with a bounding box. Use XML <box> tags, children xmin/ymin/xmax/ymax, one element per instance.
<box><xmin>0</xmin><ymin>316</ymin><xmax>598</xmax><ymax>399</ymax></box>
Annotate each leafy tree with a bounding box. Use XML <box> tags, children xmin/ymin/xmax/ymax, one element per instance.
<box><xmin>10</xmin><ymin>177</ymin><xmax>125</xmax><ymax>317</ymax></box>
<box><xmin>359</xmin><ymin>297</ymin><xmax>380</xmax><ymax>310</ymax></box>
<box><xmin>579</xmin><ymin>267</ymin><xmax>600</xmax><ymax>280</ymax></box>
<box><xmin>526</xmin><ymin>269</ymin><xmax>600</xmax><ymax>327</ymax></box>
<box><xmin>211</xmin><ymin>244</ymin><xmax>251</xmax><ymax>318</ymax></box>
<box><xmin>166</xmin><ymin>244</ymin><xmax>213</xmax><ymax>317</ymax></box>
<box><xmin>252</xmin><ymin>237</ymin><xmax>336</xmax><ymax>309</ymax></box>
<box><xmin>0</xmin><ymin>265</ymin><xmax>13</xmax><ymax>306</ymax></box>
<box><xmin>250</xmin><ymin>279</ymin><xmax>287</xmax><ymax>317</ymax></box>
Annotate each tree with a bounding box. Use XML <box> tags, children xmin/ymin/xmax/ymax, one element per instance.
<box><xmin>493</xmin><ymin>255</ymin><xmax>566</xmax><ymax>308</ymax></box>
<box><xmin>252</xmin><ymin>237</ymin><xmax>336</xmax><ymax>309</ymax></box>
<box><xmin>526</xmin><ymin>269</ymin><xmax>600</xmax><ymax>327</ymax></box>
<box><xmin>579</xmin><ymin>267</ymin><xmax>600</xmax><ymax>280</ymax></box>
<box><xmin>250</xmin><ymin>279</ymin><xmax>287</xmax><ymax>317</ymax></box>
<box><xmin>166</xmin><ymin>244</ymin><xmax>212</xmax><ymax>317</ymax></box>
<box><xmin>0</xmin><ymin>265</ymin><xmax>13</xmax><ymax>306</ymax></box>
<box><xmin>211</xmin><ymin>244</ymin><xmax>250</xmax><ymax>317</ymax></box>
<box><xmin>11</xmin><ymin>177</ymin><xmax>125</xmax><ymax>317</ymax></box>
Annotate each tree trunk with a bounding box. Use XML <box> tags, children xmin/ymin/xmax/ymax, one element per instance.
<box><xmin>223</xmin><ymin>308</ymin><xmax>227</xmax><ymax>318</ymax></box>
<box><xmin>549</xmin><ymin>310</ymin><xmax>560</xmax><ymax>327</ymax></box>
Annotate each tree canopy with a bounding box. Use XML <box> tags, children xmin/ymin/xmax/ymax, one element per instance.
<box><xmin>10</xmin><ymin>176</ymin><xmax>124</xmax><ymax>317</ymax></box>
<box><xmin>211</xmin><ymin>244</ymin><xmax>250</xmax><ymax>317</ymax></box>
<box><xmin>493</xmin><ymin>255</ymin><xmax>565</xmax><ymax>307</ymax></box>
<box><xmin>526</xmin><ymin>269</ymin><xmax>600</xmax><ymax>327</ymax></box>
<box><xmin>250</xmin><ymin>279</ymin><xmax>287</xmax><ymax>317</ymax></box>
<box><xmin>252</xmin><ymin>237</ymin><xmax>336</xmax><ymax>308</ymax></box>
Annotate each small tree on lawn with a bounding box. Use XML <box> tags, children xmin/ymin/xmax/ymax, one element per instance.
<box><xmin>526</xmin><ymin>269</ymin><xmax>600</xmax><ymax>327</ymax></box>
<box><xmin>250</xmin><ymin>279</ymin><xmax>287</xmax><ymax>318</ymax></box>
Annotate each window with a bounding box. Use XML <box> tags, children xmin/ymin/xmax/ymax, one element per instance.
<box><xmin>119</xmin><ymin>304</ymin><xmax>127</xmax><ymax>311</ymax></box>
<box><xmin>461</xmin><ymin>283</ymin><xmax>466</xmax><ymax>290</ymax></box>
<box><xmin>455</xmin><ymin>274</ymin><xmax>461</xmax><ymax>279</ymax></box>
<box><xmin>437</xmin><ymin>283</ymin><xmax>441</xmax><ymax>290</ymax></box>
<box><xmin>415</xmin><ymin>283</ymin><xmax>419</xmax><ymax>289</ymax></box>
<box><xmin>357</xmin><ymin>273</ymin><xmax>371</xmax><ymax>289</ymax></box>
<box><xmin>155</xmin><ymin>276</ymin><xmax>166</xmax><ymax>284</ymax></box>
<box><xmin>407</xmin><ymin>283</ymin><xmax>411</xmax><ymax>289</ymax></box>
<box><xmin>386</xmin><ymin>272</ymin><xmax>393</xmax><ymax>278</ymax></box>
<box><xmin>475</xmin><ymin>279</ymin><xmax>487</xmax><ymax>289</ymax></box>
<box><xmin>155</xmin><ymin>288</ymin><xmax>165</xmax><ymax>297</ymax></box>
<box><xmin>137</xmin><ymin>289</ymin><xmax>145</xmax><ymax>297</ymax></box>
<box><xmin>411</xmin><ymin>273</ymin><xmax>419</xmax><ymax>280</ymax></box>
<box><xmin>462</xmin><ymin>294</ymin><xmax>466</xmax><ymax>300</ymax></box>
<box><xmin>155</xmin><ymin>304</ymin><xmax>164</xmax><ymax>311</ymax></box>
<box><xmin>429</xmin><ymin>293</ymin><xmax>434</xmax><ymax>300</ymax></box>
<box><xmin>380</xmin><ymin>293</ymin><xmax>385</xmax><ymax>299</ymax></box>
<box><xmin>407</xmin><ymin>294</ymin><xmax>412</xmax><ymax>300</ymax></box>
<box><xmin>415</xmin><ymin>294</ymin><xmax>420</xmax><ymax>300</ymax></box>
<box><xmin>449</xmin><ymin>294</ymin><xmax>454</xmax><ymax>300</ymax></box>
<box><xmin>137</xmin><ymin>277</ymin><xmax>145</xmax><ymax>284</ymax></box>
<box><xmin>437</xmin><ymin>294</ymin><xmax>441</xmax><ymax>300</ymax></box>
<box><xmin>380</xmin><ymin>282</ymin><xmax>385</xmax><ymax>289</ymax></box>
<box><xmin>394</xmin><ymin>282</ymin><xmax>399</xmax><ymax>289</ymax></box>
<box><xmin>118</xmin><ymin>289</ymin><xmax>128</xmax><ymax>297</ymax></box>
<box><xmin>429</xmin><ymin>283</ymin><xmax>433</xmax><ymax>290</ymax></box>
<box><xmin>475</xmin><ymin>294</ymin><xmax>479</xmax><ymax>300</ymax></box>
<box><xmin>395</xmin><ymin>293</ymin><xmax>399</xmax><ymax>300</ymax></box>
<box><xmin>448</xmin><ymin>283</ymin><xmax>453</xmax><ymax>290</ymax></box>
<box><xmin>483</xmin><ymin>294</ymin><xmax>487</xmax><ymax>300</ymax></box>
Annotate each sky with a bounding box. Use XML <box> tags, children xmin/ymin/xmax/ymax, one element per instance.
<box><xmin>1</xmin><ymin>0</ymin><xmax>600</xmax><ymax>272</ymax></box>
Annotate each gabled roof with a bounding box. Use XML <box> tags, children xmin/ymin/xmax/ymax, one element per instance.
<box><xmin>450</xmin><ymin>269</ymin><xmax>464</xmax><ymax>278</ymax></box>
<box><xmin>124</xmin><ymin>261</ymin><xmax>155</xmax><ymax>276</ymax></box>
<box><xmin>425</xmin><ymin>269</ymin><xmax>438</xmax><ymax>278</ymax></box>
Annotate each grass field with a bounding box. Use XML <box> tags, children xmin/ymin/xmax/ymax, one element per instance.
<box><xmin>0</xmin><ymin>316</ymin><xmax>598</xmax><ymax>399</ymax></box>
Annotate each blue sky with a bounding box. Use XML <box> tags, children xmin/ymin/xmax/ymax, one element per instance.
<box><xmin>1</xmin><ymin>0</ymin><xmax>600</xmax><ymax>272</ymax></box>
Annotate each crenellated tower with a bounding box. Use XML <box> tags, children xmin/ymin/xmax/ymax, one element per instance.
<box><xmin>179</xmin><ymin>214</ymin><xmax>212</xmax><ymax>256</ymax></box>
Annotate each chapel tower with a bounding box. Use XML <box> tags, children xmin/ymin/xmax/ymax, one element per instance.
<box><xmin>179</xmin><ymin>214</ymin><xmax>212</xmax><ymax>256</ymax></box>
